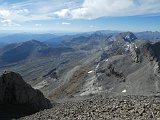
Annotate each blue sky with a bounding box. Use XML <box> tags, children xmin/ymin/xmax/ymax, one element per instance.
<box><xmin>0</xmin><ymin>0</ymin><xmax>160</xmax><ymax>33</ymax></box>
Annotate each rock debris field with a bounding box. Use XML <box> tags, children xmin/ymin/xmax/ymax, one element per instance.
<box><xmin>20</xmin><ymin>95</ymin><xmax>160</xmax><ymax>120</ymax></box>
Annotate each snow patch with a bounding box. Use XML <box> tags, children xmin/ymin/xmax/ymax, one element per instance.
<box><xmin>122</xmin><ymin>89</ymin><xmax>126</xmax><ymax>93</ymax></box>
<box><xmin>33</xmin><ymin>80</ymin><xmax>48</xmax><ymax>89</ymax></box>
<box><xmin>127</xmin><ymin>45</ymin><xmax>130</xmax><ymax>47</ymax></box>
<box><xmin>88</xmin><ymin>70</ymin><xmax>93</xmax><ymax>74</ymax></box>
<box><xmin>125</xmin><ymin>35</ymin><xmax>130</xmax><ymax>39</ymax></box>
<box><xmin>105</xmin><ymin>59</ymin><xmax>109</xmax><ymax>62</ymax></box>
<box><xmin>125</xmin><ymin>43</ymin><xmax>138</xmax><ymax>52</ymax></box>
<box><xmin>96</xmin><ymin>63</ymin><xmax>99</xmax><ymax>69</ymax></box>
<box><xmin>135</xmin><ymin>44</ymin><xmax>138</xmax><ymax>49</ymax></box>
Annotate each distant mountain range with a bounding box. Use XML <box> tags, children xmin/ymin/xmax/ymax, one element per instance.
<box><xmin>135</xmin><ymin>31</ymin><xmax>160</xmax><ymax>41</ymax></box>
<box><xmin>0</xmin><ymin>30</ymin><xmax>160</xmax><ymax>45</ymax></box>
<box><xmin>0</xmin><ymin>33</ymin><xmax>56</xmax><ymax>43</ymax></box>
<box><xmin>0</xmin><ymin>40</ymin><xmax>74</xmax><ymax>64</ymax></box>
<box><xmin>1</xmin><ymin>30</ymin><xmax>160</xmax><ymax>65</ymax></box>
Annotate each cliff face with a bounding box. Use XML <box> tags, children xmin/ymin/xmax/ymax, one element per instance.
<box><xmin>140</xmin><ymin>42</ymin><xmax>160</xmax><ymax>62</ymax></box>
<box><xmin>129</xmin><ymin>42</ymin><xmax>160</xmax><ymax>64</ymax></box>
<box><xmin>0</xmin><ymin>71</ymin><xmax>52</xmax><ymax>119</ymax></box>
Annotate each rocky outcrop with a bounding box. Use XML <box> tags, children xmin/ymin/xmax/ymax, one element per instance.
<box><xmin>100</xmin><ymin>51</ymin><xmax>108</xmax><ymax>61</ymax></box>
<box><xmin>0</xmin><ymin>71</ymin><xmax>52</xmax><ymax>112</ymax></box>
<box><xmin>129</xmin><ymin>43</ymin><xmax>140</xmax><ymax>63</ymax></box>
<box><xmin>129</xmin><ymin>41</ymin><xmax>160</xmax><ymax>64</ymax></box>
<box><xmin>96</xmin><ymin>63</ymin><xmax>125</xmax><ymax>83</ymax></box>
<box><xmin>129</xmin><ymin>42</ymin><xmax>160</xmax><ymax>63</ymax></box>
<box><xmin>140</xmin><ymin>42</ymin><xmax>160</xmax><ymax>61</ymax></box>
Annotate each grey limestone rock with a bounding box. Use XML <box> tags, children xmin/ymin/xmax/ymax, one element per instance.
<box><xmin>0</xmin><ymin>71</ymin><xmax>52</xmax><ymax>112</ymax></box>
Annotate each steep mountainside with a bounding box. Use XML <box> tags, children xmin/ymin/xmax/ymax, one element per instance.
<box><xmin>48</xmin><ymin>32</ymin><xmax>160</xmax><ymax>100</ymax></box>
<box><xmin>78</xmin><ymin>41</ymin><xmax>160</xmax><ymax>97</ymax></box>
<box><xmin>135</xmin><ymin>31</ymin><xmax>160</xmax><ymax>41</ymax></box>
<box><xmin>0</xmin><ymin>40</ymin><xmax>74</xmax><ymax>65</ymax></box>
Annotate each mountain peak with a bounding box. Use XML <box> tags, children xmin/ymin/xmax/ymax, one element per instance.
<box><xmin>23</xmin><ymin>39</ymin><xmax>48</xmax><ymax>47</ymax></box>
<box><xmin>118</xmin><ymin>32</ymin><xmax>137</xmax><ymax>42</ymax></box>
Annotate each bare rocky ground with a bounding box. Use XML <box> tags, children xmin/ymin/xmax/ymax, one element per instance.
<box><xmin>2</xmin><ymin>32</ymin><xmax>160</xmax><ymax>120</ymax></box>
<box><xmin>20</xmin><ymin>95</ymin><xmax>160</xmax><ymax>120</ymax></box>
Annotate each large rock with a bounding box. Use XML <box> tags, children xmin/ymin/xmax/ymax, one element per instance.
<box><xmin>129</xmin><ymin>43</ymin><xmax>140</xmax><ymax>63</ymax></box>
<box><xmin>0</xmin><ymin>71</ymin><xmax>52</xmax><ymax>112</ymax></box>
<box><xmin>140</xmin><ymin>42</ymin><xmax>160</xmax><ymax>61</ymax></box>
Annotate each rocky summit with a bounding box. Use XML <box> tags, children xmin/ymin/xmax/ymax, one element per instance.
<box><xmin>0</xmin><ymin>71</ymin><xmax>52</xmax><ymax>119</ymax></box>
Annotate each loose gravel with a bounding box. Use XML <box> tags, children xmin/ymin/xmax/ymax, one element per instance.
<box><xmin>20</xmin><ymin>95</ymin><xmax>160</xmax><ymax>120</ymax></box>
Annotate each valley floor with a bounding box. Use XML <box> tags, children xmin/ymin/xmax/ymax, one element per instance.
<box><xmin>20</xmin><ymin>95</ymin><xmax>160</xmax><ymax>120</ymax></box>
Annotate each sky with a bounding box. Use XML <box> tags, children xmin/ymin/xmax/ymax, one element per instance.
<box><xmin>0</xmin><ymin>0</ymin><xmax>160</xmax><ymax>33</ymax></box>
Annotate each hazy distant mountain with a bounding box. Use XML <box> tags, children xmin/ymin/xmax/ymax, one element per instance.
<box><xmin>0</xmin><ymin>40</ymin><xmax>74</xmax><ymax>64</ymax></box>
<box><xmin>45</xmin><ymin>30</ymin><xmax>118</xmax><ymax>47</ymax></box>
<box><xmin>0</xmin><ymin>42</ymin><xmax>6</xmax><ymax>48</ymax></box>
<box><xmin>94</xmin><ymin>30</ymin><xmax>119</xmax><ymax>35</ymax></box>
<box><xmin>0</xmin><ymin>33</ymin><xmax>57</xmax><ymax>43</ymax></box>
<box><xmin>0</xmin><ymin>40</ymin><xmax>47</xmax><ymax>63</ymax></box>
<box><xmin>60</xmin><ymin>32</ymin><xmax>111</xmax><ymax>49</ymax></box>
<box><xmin>45</xmin><ymin>33</ymin><xmax>95</xmax><ymax>47</ymax></box>
<box><xmin>45</xmin><ymin>35</ymin><xmax>74</xmax><ymax>47</ymax></box>
<box><xmin>1</xmin><ymin>31</ymin><xmax>160</xmax><ymax>44</ymax></box>
<box><xmin>135</xmin><ymin>31</ymin><xmax>160</xmax><ymax>41</ymax></box>
<box><xmin>0</xmin><ymin>33</ymin><xmax>10</xmax><ymax>38</ymax></box>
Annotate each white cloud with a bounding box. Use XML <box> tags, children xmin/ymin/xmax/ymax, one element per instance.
<box><xmin>0</xmin><ymin>9</ymin><xmax>10</xmax><ymax>17</ymax></box>
<box><xmin>0</xmin><ymin>0</ymin><xmax>160</xmax><ymax>22</ymax></box>
<box><xmin>0</xmin><ymin>0</ymin><xmax>82</xmax><ymax>22</ymax></box>
<box><xmin>35</xmin><ymin>24</ymin><xmax>42</xmax><ymax>27</ymax></box>
<box><xmin>15</xmin><ymin>9</ymin><xmax>30</xmax><ymax>15</ymax></box>
<box><xmin>89</xmin><ymin>25</ymin><xmax>98</xmax><ymax>28</ymax></box>
<box><xmin>1</xmin><ymin>19</ymin><xmax>11</xmax><ymax>23</ymax></box>
<box><xmin>62</xmin><ymin>22</ymin><xmax>71</xmax><ymax>25</ymax></box>
<box><xmin>55</xmin><ymin>9</ymin><xmax>72</xmax><ymax>18</ymax></box>
<box><xmin>55</xmin><ymin>0</ymin><xmax>160</xmax><ymax>19</ymax></box>
<box><xmin>1</xmin><ymin>19</ymin><xmax>21</xmax><ymax>26</ymax></box>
